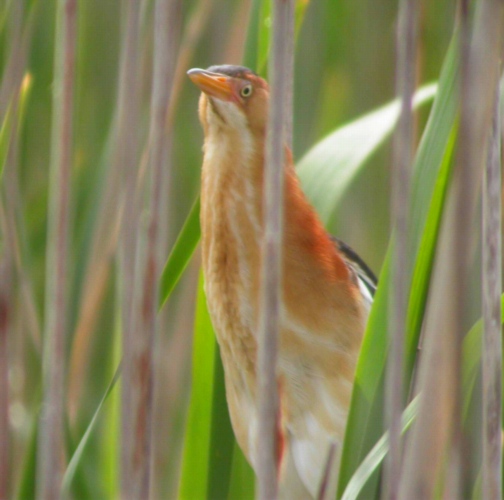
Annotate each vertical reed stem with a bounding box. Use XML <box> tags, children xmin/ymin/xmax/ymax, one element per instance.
<box><xmin>125</xmin><ymin>0</ymin><xmax>180</xmax><ymax>496</ymax></box>
<box><xmin>455</xmin><ymin>0</ymin><xmax>503</xmax><ymax>494</ymax></box>
<box><xmin>118</xmin><ymin>0</ymin><xmax>142</xmax><ymax>496</ymax></box>
<box><xmin>37</xmin><ymin>0</ymin><xmax>77</xmax><ymax>498</ymax></box>
<box><xmin>482</xmin><ymin>81</ymin><xmax>502</xmax><ymax>500</ymax></box>
<box><xmin>384</xmin><ymin>0</ymin><xmax>418</xmax><ymax>497</ymax></box>
<box><xmin>256</xmin><ymin>1</ymin><xmax>294</xmax><ymax>499</ymax></box>
<box><xmin>0</xmin><ymin>261</ymin><xmax>9</xmax><ymax>500</ymax></box>
<box><xmin>283</xmin><ymin>0</ymin><xmax>295</xmax><ymax>149</ymax></box>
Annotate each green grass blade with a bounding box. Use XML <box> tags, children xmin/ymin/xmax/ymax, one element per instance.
<box><xmin>206</xmin><ymin>346</ymin><xmax>235</xmax><ymax>499</ymax></box>
<box><xmin>0</xmin><ymin>73</ymin><xmax>32</xmax><ymax>182</ymax></box>
<box><xmin>404</xmin><ymin>124</ymin><xmax>457</xmax><ymax>378</ymax></box>
<box><xmin>179</xmin><ymin>276</ymin><xmax>254</xmax><ymax>500</ymax></box>
<box><xmin>409</xmin><ymin>34</ymin><xmax>459</xmax><ymax>251</ymax></box>
<box><xmin>243</xmin><ymin>0</ymin><xmax>262</xmax><ymax>71</ymax></box>
<box><xmin>15</xmin><ymin>414</ymin><xmax>39</xmax><ymax>500</ymax></box>
<box><xmin>178</xmin><ymin>273</ymin><xmax>217</xmax><ymax>500</ymax></box>
<box><xmin>256</xmin><ymin>0</ymin><xmax>271</xmax><ymax>76</ymax></box>
<box><xmin>297</xmin><ymin>84</ymin><xmax>437</xmax><ymax>224</ymax></box>
<box><xmin>341</xmin><ymin>395</ymin><xmax>421</xmax><ymax>500</ymax></box>
<box><xmin>101</xmin><ymin>292</ymin><xmax>122</xmax><ymax>499</ymax></box>
<box><xmin>403</xmin><ymin>33</ymin><xmax>459</xmax><ymax>379</ymax></box>
<box><xmin>158</xmin><ymin>197</ymin><xmax>200</xmax><ymax>310</ymax></box>
<box><xmin>61</xmin><ymin>363</ymin><xmax>122</xmax><ymax>496</ymax></box>
<box><xmin>255</xmin><ymin>0</ymin><xmax>311</xmax><ymax>77</ymax></box>
<box><xmin>0</xmin><ymin>105</ymin><xmax>13</xmax><ymax>182</ymax></box>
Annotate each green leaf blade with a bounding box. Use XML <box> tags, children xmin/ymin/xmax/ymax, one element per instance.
<box><xmin>178</xmin><ymin>273</ymin><xmax>217</xmax><ymax>500</ymax></box>
<box><xmin>158</xmin><ymin>197</ymin><xmax>201</xmax><ymax>310</ymax></box>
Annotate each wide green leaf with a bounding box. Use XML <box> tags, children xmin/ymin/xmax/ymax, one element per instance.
<box><xmin>297</xmin><ymin>84</ymin><xmax>437</xmax><ymax>224</ymax></box>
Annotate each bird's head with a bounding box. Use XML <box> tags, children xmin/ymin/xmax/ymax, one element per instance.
<box><xmin>187</xmin><ymin>65</ymin><xmax>269</xmax><ymax>137</ymax></box>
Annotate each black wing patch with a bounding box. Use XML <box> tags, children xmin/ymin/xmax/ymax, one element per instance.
<box><xmin>329</xmin><ymin>236</ymin><xmax>377</xmax><ymax>299</ymax></box>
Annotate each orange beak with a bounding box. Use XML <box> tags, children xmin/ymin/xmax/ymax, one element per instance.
<box><xmin>187</xmin><ymin>68</ymin><xmax>235</xmax><ymax>102</ymax></box>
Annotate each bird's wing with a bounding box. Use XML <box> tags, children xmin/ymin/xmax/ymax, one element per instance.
<box><xmin>285</xmin><ymin>237</ymin><xmax>377</xmax><ymax>498</ymax></box>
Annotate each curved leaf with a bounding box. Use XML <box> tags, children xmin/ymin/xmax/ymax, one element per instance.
<box><xmin>297</xmin><ymin>84</ymin><xmax>437</xmax><ymax>224</ymax></box>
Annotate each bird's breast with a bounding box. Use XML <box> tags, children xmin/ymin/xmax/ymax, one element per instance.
<box><xmin>200</xmin><ymin>131</ymin><xmax>264</xmax><ymax>458</ymax></box>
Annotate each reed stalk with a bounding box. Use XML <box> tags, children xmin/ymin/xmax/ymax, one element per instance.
<box><xmin>384</xmin><ymin>0</ymin><xmax>419</xmax><ymax>497</ymax></box>
<box><xmin>36</xmin><ymin>0</ymin><xmax>77</xmax><ymax>498</ymax></box>
<box><xmin>256</xmin><ymin>1</ymin><xmax>294</xmax><ymax>498</ymax></box>
<box><xmin>481</xmin><ymin>80</ymin><xmax>502</xmax><ymax>500</ymax></box>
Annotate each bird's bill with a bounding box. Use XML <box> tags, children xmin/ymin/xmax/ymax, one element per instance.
<box><xmin>187</xmin><ymin>68</ymin><xmax>235</xmax><ymax>102</ymax></box>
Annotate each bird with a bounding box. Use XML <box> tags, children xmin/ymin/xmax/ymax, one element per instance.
<box><xmin>187</xmin><ymin>64</ymin><xmax>377</xmax><ymax>499</ymax></box>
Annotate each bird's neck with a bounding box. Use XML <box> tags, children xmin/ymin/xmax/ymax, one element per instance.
<box><xmin>199</xmin><ymin>127</ymin><xmax>352</xmax><ymax>290</ymax></box>
<box><xmin>200</xmin><ymin>127</ymin><xmax>264</xmax><ymax>286</ymax></box>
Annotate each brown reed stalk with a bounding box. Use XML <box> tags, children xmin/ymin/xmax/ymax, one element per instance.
<box><xmin>0</xmin><ymin>259</ymin><xmax>10</xmax><ymax>500</ymax></box>
<box><xmin>123</xmin><ymin>0</ymin><xmax>180</xmax><ymax>496</ymax></box>
<box><xmin>283</xmin><ymin>0</ymin><xmax>295</xmax><ymax>149</ymax></box>
<box><xmin>36</xmin><ymin>0</ymin><xmax>77</xmax><ymax>498</ymax></box>
<box><xmin>453</xmin><ymin>0</ymin><xmax>503</xmax><ymax>494</ymax></box>
<box><xmin>384</xmin><ymin>0</ymin><xmax>419</xmax><ymax>497</ymax></box>
<box><xmin>256</xmin><ymin>1</ymin><xmax>294</xmax><ymax>498</ymax></box>
<box><xmin>116</xmin><ymin>0</ymin><xmax>143</xmax><ymax>497</ymax></box>
<box><xmin>481</xmin><ymin>81</ymin><xmax>502</xmax><ymax>500</ymax></box>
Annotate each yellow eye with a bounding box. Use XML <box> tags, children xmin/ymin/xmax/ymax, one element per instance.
<box><xmin>240</xmin><ymin>84</ymin><xmax>253</xmax><ymax>98</ymax></box>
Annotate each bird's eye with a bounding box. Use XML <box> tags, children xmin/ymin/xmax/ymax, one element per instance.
<box><xmin>240</xmin><ymin>84</ymin><xmax>253</xmax><ymax>98</ymax></box>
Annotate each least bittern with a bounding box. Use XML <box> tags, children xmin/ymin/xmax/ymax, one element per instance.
<box><xmin>188</xmin><ymin>65</ymin><xmax>376</xmax><ymax>499</ymax></box>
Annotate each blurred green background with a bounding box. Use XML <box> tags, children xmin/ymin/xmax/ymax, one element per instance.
<box><xmin>1</xmin><ymin>0</ymin><xmax>456</xmax><ymax>497</ymax></box>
